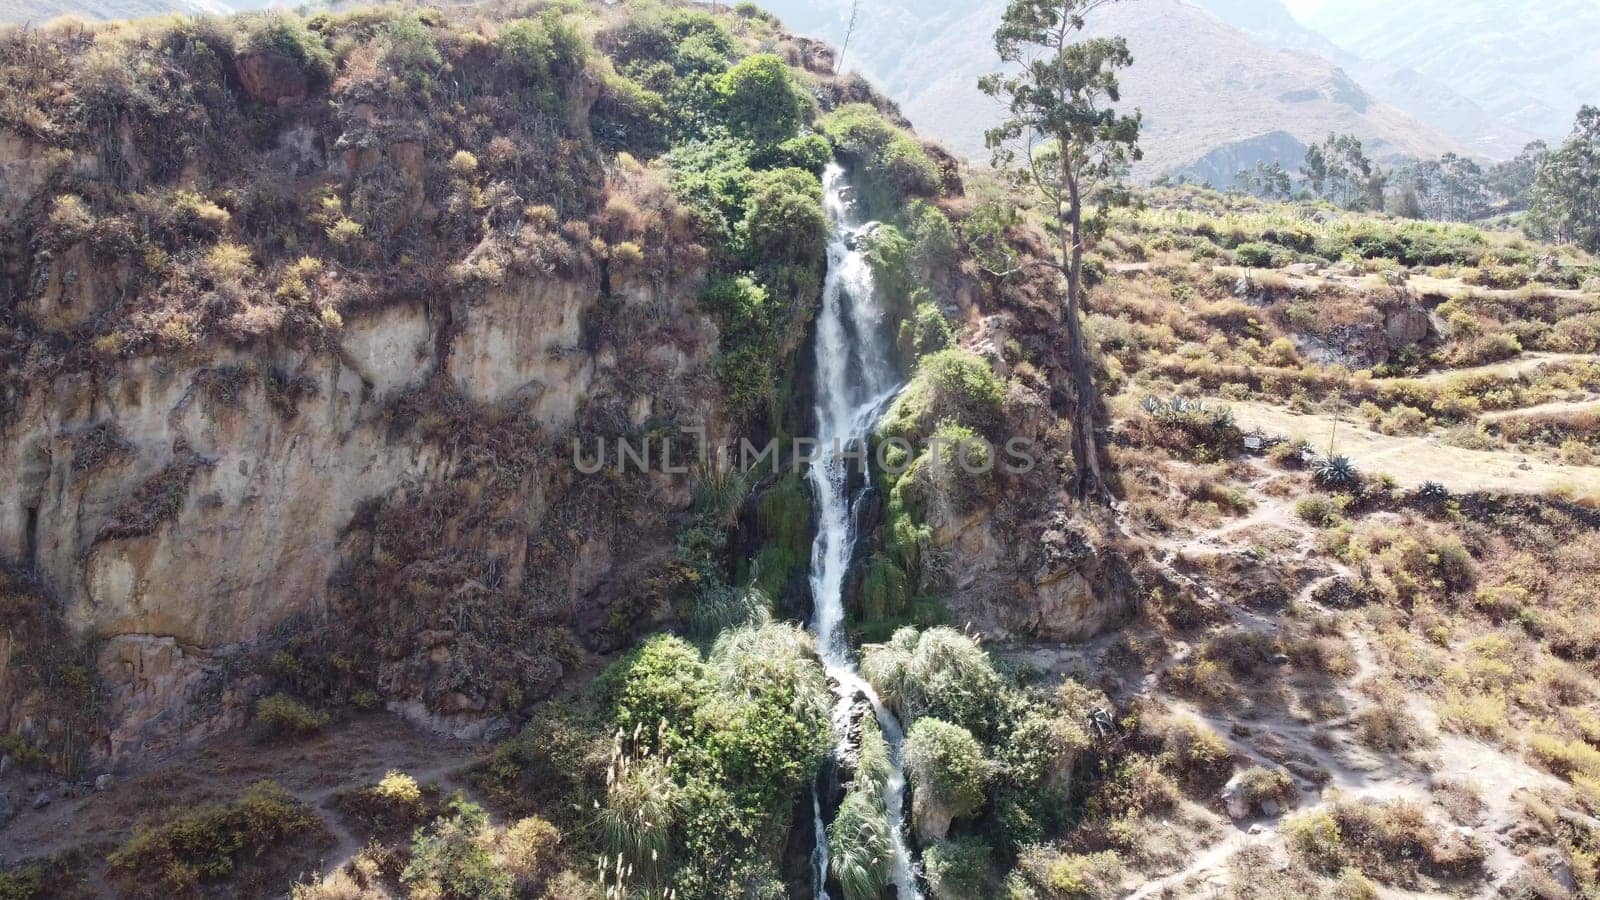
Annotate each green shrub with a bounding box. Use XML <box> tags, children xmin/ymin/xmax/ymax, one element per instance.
<box><xmin>899</xmin><ymin>300</ymin><xmax>955</xmax><ymax>360</ymax></box>
<box><xmin>402</xmin><ymin>795</ymin><xmax>512</xmax><ymax>900</ymax></box>
<box><xmin>828</xmin><ymin>787</ymin><xmax>891</xmax><ymax>900</ymax></box>
<box><xmin>0</xmin><ymin>865</ymin><xmax>44</xmax><ymax>900</ymax></box>
<box><xmin>820</xmin><ymin>104</ymin><xmax>939</xmax><ymax>208</ymax></box>
<box><xmin>860</xmin><ymin>554</ymin><xmax>912</xmax><ymax>622</ymax></box>
<box><xmin>1295</xmin><ymin>494</ymin><xmax>1346</xmax><ymax>528</ymax></box>
<box><xmin>1235</xmin><ymin>765</ymin><xmax>1296</xmax><ymax>809</ymax></box>
<box><xmin>923</xmin><ymin>837</ymin><xmax>995</xmax><ymax>899</ymax></box>
<box><xmin>379</xmin><ymin>12</ymin><xmax>444</xmax><ymax>87</ymax></box>
<box><xmin>877</xmin><ymin>349</ymin><xmax>1005</xmax><ymax>446</ymax></box>
<box><xmin>1031</xmin><ymin>848</ymin><xmax>1123</xmax><ymax>899</ymax></box>
<box><xmin>768</xmin><ymin>133</ymin><xmax>832</xmax><ymax>174</ymax></box>
<box><xmin>860</xmin><ymin>626</ymin><xmax>1009</xmax><ymax>736</ymax></box>
<box><xmin>238</xmin><ymin>12</ymin><xmax>333</xmax><ymax>77</ymax></box>
<box><xmin>742</xmin><ymin>167</ymin><xmax>826</xmax><ymax>270</ymax></box>
<box><xmin>595</xmin><ymin>626</ymin><xmax>832</xmax><ymax>884</ymax></box>
<box><xmin>255</xmin><ymin>693</ymin><xmax>330</xmax><ymax>738</ymax></box>
<box><xmin>1233</xmin><ymin>241</ymin><xmax>1283</xmax><ymax>268</ymax></box>
<box><xmin>717</xmin><ymin>54</ymin><xmax>803</xmax><ymax>149</ymax></box>
<box><xmin>903</xmin><ymin>718</ymin><xmax>988</xmax><ymax>834</ymax></box>
<box><xmin>496</xmin><ymin>12</ymin><xmax>588</xmax><ymax>115</ymax></box>
<box><xmin>1284</xmin><ymin>808</ymin><xmax>1344</xmax><ymax>870</ymax></box>
<box><xmin>108</xmin><ymin>781</ymin><xmax>318</xmax><ymax>892</ymax></box>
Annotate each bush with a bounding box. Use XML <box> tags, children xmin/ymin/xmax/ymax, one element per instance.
<box><xmin>238</xmin><ymin>12</ymin><xmax>333</xmax><ymax>78</ymax></box>
<box><xmin>1015</xmin><ymin>847</ymin><xmax>1122</xmax><ymax>899</ymax></box>
<box><xmin>922</xmin><ymin>837</ymin><xmax>995</xmax><ymax>900</ymax></box>
<box><xmin>767</xmin><ymin>133</ymin><xmax>831</xmax><ymax>174</ymax></box>
<box><xmin>877</xmin><ymin>349</ymin><xmax>1005</xmax><ymax>446</ymax></box>
<box><xmin>860</xmin><ymin>626</ymin><xmax>1010</xmax><ymax>737</ymax></box>
<box><xmin>1234</xmin><ymin>241</ymin><xmax>1284</xmax><ymax>268</ymax></box>
<box><xmin>379</xmin><ymin>12</ymin><xmax>444</xmax><ymax>87</ymax></box>
<box><xmin>256</xmin><ymin>693</ymin><xmax>330</xmax><ymax>738</ymax></box>
<box><xmin>1284</xmin><ymin>808</ymin><xmax>1344</xmax><ymax>870</ymax></box>
<box><xmin>717</xmin><ymin>54</ymin><xmax>803</xmax><ymax>149</ymax></box>
<box><xmin>819</xmin><ymin>104</ymin><xmax>939</xmax><ymax>207</ymax></box>
<box><xmin>1235</xmin><ymin>765</ymin><xmax>1296</xmax><ymax>810</ymax></box>
<box><xmin>595</xmin><ymin>626</ymin><xmax>832</xmax><ymax>884</ymax></box>
<box><xmin>108</xmin><ymin>780</ymin><xmax>319</xmax><ymax>892</ymax></box>
<box><xmin>402</xmin><ymin>795</ymin><xmax>512</xmax><ymax>900</ymax></box>
<box><xmin>1295</xmin><ymin>494</ymin><xmax>1346</xmax><ymax>528</ymax></box>
<box><xmin>496</xmin><ymin>12</ymin><xmax>587</xmax><ymax>114</ymax></box>
<box><xmin>493</xmin><ymin>816</ymin><xmax>560</xmax><ymax>887</ymax></box>
<box><xmin>741</xmin><ymin>167</ymin><xmax>826</xmax><ymax>270</ymax></box>
<box><xmin>903</xmin><ymin>718</ymin><xmax>988</xmax><ymax>838</ymax></box>
<box><xmin>898</xmin><ymin>300</ymin><xmax>955</xmax><ymax>360</ymax></box>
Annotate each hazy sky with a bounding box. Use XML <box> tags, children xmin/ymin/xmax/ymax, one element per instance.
<box><xmin>1281</xmin><ymin>0</ymin><xmax>1325</xmax><ymax>15</ymax></box>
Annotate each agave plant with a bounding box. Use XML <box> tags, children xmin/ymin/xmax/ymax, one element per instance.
<box><xmin>1313</xmin><ymin>454</ymin><xmax>1360</xmax><ymax>488</ymax></box>
<box><xmin>1417</xmin><ymin>480</ymin><xmax>1449</xmax><ymax>502</ymax></box>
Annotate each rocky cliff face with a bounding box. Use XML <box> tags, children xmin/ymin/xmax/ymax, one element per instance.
<box><xmin>1</xmin><ymin>248</ymin><xmax>720</xmax><ymax>761</ymax></box>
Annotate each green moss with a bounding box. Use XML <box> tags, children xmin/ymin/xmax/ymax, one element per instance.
<box><xmin>883</xmin><ymin>455</ymin><xmax>932</xmax><ymax>580</ymax></box>
<box><xmin>860</xmin><ymin>554</ymin><xmax>911</xmax><ymax>622</ymax></box>
<box><xmin>741</xmin><ymin>474</ymin><xmax>812</xmax><ymax>600</ymax></box>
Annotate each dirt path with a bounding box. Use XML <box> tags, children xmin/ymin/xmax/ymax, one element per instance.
<box><xmin>0</xmin><ymin>712</ymin><xmax>482</xmax><ymax>894</ymax></box>
<box><xmin>1480</xmin><ymin>395</ymin><xmax>1600</xmax><ymax>422</ymax></box>
<box><xmin>1386</xmin><ymin>351</ymin><xmax>1597</xmax><ymax>385</ymax></box>
<box><xmin>1116</xmin><ymin>459</ymin><xmax>1567</xmax><ymax>897</ymax></box>
<box><xmin>1218</xmin><ymin>398</ymin><xmax>1600</xmax><ymax>494</ymax></box>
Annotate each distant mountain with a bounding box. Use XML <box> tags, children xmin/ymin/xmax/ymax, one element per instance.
<box><xmin>763</xmin><ymin>0</ymin><xmax>1462</xmax><ymax>183</ymax></box>
<box><xmin>1</xmin><ymin>0</ymin><xmax>218</xmax><ymax>22</ymax></box>
<box><xmin>1298</xmin><ymin>0</ymin><xmax>1600</xmax><ymax>141</ymax></box>
<box><xmin>0</xmin><ymin>0</ymin><xmax>279</xmax><ymax>24</ymax></box>
<box><xmin>1190</xmin><ymin>0</ymin><xmax>1350</xmax><ymax>61</ymax></box>
<box><xmin>1188</xmin><ymin>0</ymin><xmax>1539</xmax><ymax>159</ymax></box>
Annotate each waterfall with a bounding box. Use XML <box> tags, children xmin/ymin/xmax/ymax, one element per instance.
<box><xmin>807</xmin><ymin>164</ymin><xmax>923</xmax><ymax>900</ymax></box>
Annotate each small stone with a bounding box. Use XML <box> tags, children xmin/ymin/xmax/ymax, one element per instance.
<box><xmin>1248</xmin><ymin>823</ymin><xmax>1265</xmax><ymax>835</ymax></box>
<box><xmin>95</xmin><ymin>774</ymin><xmax>115</xmax><ymax>792</ymax></box>
<box><xmin>31</xmin><ymin>791</ymin><xmax>52</xmax><ymax>809</ymax></box>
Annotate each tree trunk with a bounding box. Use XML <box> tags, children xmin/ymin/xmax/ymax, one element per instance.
<box><xmin>1062</xmin><ymin>167</ymin><xmax>1107</xmax><ymax>503</ymax></box>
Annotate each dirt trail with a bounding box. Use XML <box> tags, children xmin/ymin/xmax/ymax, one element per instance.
<box><xmin>1480</xmin><ymin>395</ymin><xmax>1600</xmax><ymax>421</ymax></box>
<box><xmin>0</xmin><ymin>712</ymin><xmax>482</xmax><ymax>894</ymax></box>
<box><xmin>1219</xmin><ymin>398</ymin><xmax>1600</xmax><ymax>494</ymax></box>
<box><xmin>1386</xmin><ymin>351</ymin><xmax>1597</xmax><ymax>385</ymax></box>
<box><xmin>1120</xmin><ymin>460</ymin><xmax>1564</xmax><ymax>897</ymax></box>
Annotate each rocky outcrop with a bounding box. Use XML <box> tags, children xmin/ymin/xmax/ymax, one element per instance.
<box><xmin>235</xmin><ymin>53</ymin><xmax>310</xmax><ymax>106</ymax></box>
<box><xmin>0</xmin><ymin>269</ymin><xmax>720</xmax><ymax>763</ymax></box>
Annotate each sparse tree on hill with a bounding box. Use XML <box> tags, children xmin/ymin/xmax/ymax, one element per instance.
<box><xmin>978</xmin><ymin>0</ymin><xmax>1141</xmax><ymax>502</ymax></box>
<box><xmin>1301</xmin><ymin>133</ymin><xmax>1383</xmax><ymax>210</ymax></box>
<box><xmin>1237</xmin><ymin>161</ymin><xmax>1292</xmax><ymax>200</ymax></box>
<box><xmin>1528</xmin><ymin>106</ymin><xmax>1600</xmax><ymax>252</ymax></box>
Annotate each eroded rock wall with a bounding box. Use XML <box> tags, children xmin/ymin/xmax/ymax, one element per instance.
<box><xmin>0</xmin><ymin>271</ymin><xmax>719</xmax><ymax>762</ymax></box>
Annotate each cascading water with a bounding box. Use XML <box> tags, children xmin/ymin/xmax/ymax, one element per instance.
<box><xmin>806</xmin><ymin>163</ymin><xmax>923</xmax><ymax>900</ymax></box>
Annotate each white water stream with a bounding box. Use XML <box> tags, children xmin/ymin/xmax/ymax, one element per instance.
<box><xmin>806</xmin><ymin>164</ymin><xmax>923</xmax><ymax>899</ymax></box>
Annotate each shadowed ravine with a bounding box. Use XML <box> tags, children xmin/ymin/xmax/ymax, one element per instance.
<box><xmin>806</xmin><ymin>164</ymin><xmax>922</xmax><ymax>899</ymax></box>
